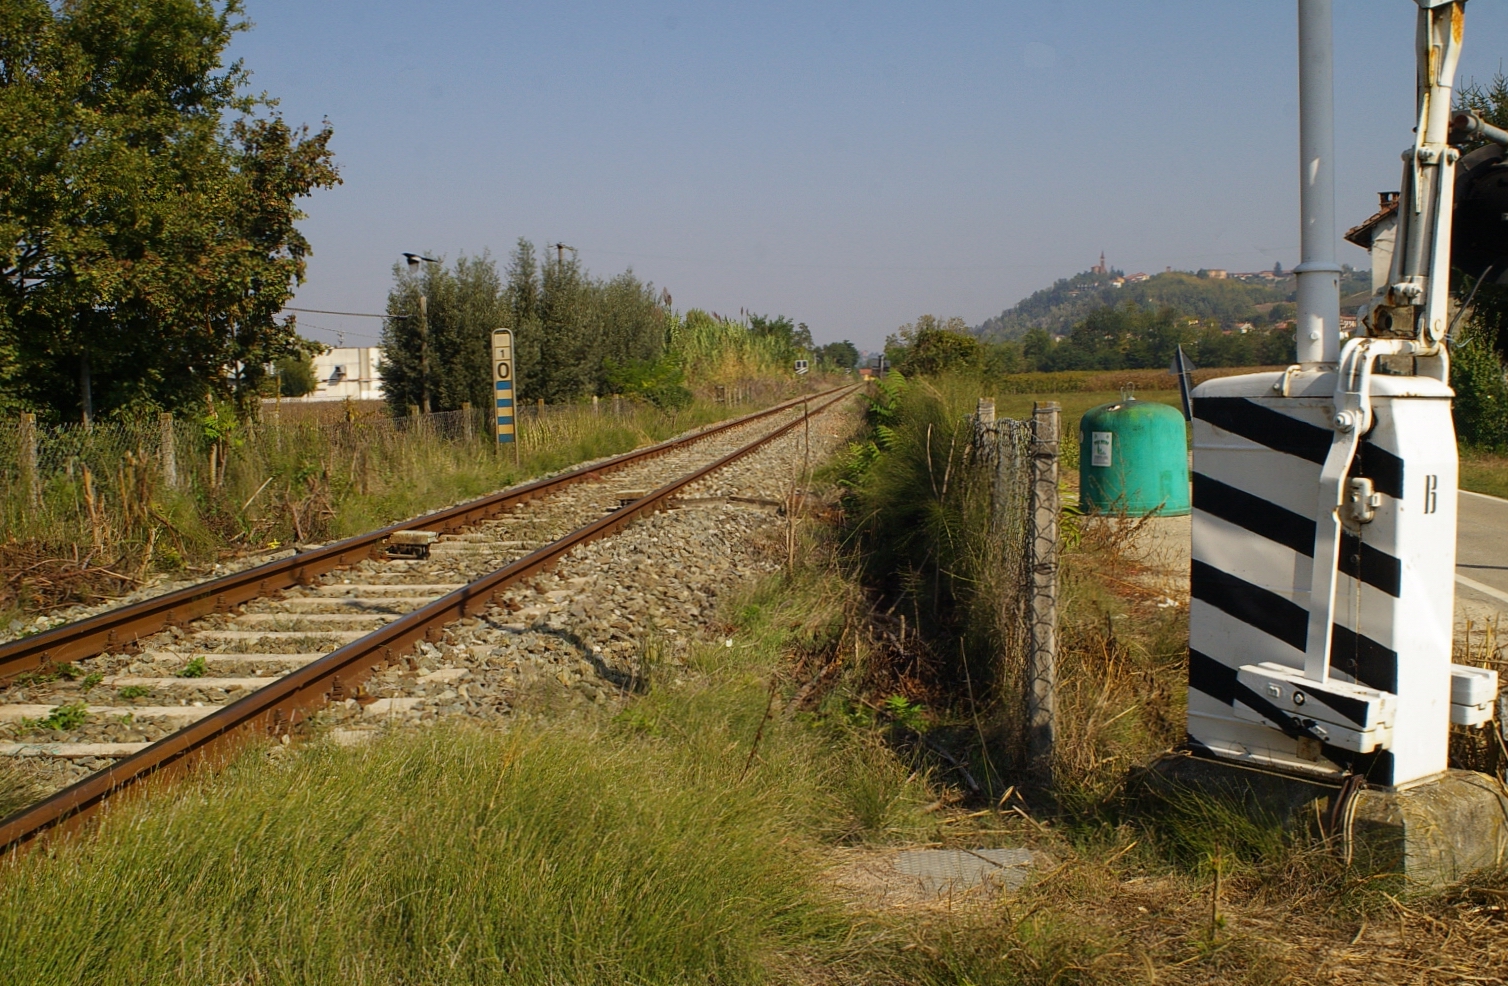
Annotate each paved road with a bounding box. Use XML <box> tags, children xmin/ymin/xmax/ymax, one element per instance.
<box><xmin>1455</xmin><ymin>490</ymin><xmax>1508</xmax><ymax>622</ymax></box>
<box><xmin>1125</xmin><ymin>487</ymin><xmax>1508</xmax><ymax>626</ymax></box>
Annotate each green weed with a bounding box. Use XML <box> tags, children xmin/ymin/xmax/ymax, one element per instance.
<box><xmin>175</xmin><ymin>656</ymin><xmax>207</xmax><ymax>678</ymax></box>
<box><xmin>882</xmin><ymin>693</ymin><xmax>928</xmax><ymax>731</ymax></box>
<box><xmin>116</xmin><ymin>685</ymin><xmax>151</xmax><ymax>700</ymax></box>
<box><xmin>21</xmin><ymin>702</ymin><xmax>90</xmax><ymax>732</ymax></box>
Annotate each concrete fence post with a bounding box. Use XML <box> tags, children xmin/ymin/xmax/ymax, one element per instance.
<box><xmin>158</xmin><ymin>412</ymin><xmax>178</xmax><ymax>489</ymax></box>
<box><xmin>461</xmin><ymin>401</ymin><xmax>473</xmax><ymax>441</ymax></box>
<box><xmin>1027</xmin><ymin>401</ymin><xmax>1060</xmax><ymax>783</ymax></box>
<box><xmin>19</xmin><ymin>412</ymin><xmax>39</xmax><ymax>511</ymax></box>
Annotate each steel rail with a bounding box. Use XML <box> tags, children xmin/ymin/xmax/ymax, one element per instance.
<box><xmin>0</xmin><ymin>387</ymin><xmax>845</xmax><ymax>681</ymax></box>
<box><xmin>0</xmin><ymin>387</ymin><xmax>855</xmax><ymax>853</ymax></box>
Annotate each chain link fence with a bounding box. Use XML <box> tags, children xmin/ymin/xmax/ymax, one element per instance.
<box><xmin>967</xmin><ymin>398</ymin><xmax>1060</xmax><ymax>780</ymax></box>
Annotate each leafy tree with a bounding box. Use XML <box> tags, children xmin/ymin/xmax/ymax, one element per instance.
<box><xmin>817</xmin><ymin>340</ymin><xmax>859</xmax><ymax>369</ymax></box>
<box><xmin>275</xmin><ymin>355</ymin><xmax>318</xmax><ymax>398</ymax></box>
<box><xmin>1016</xmin><ymin>303</ymin><xmax>1293</xmax><ymax>372</ymax></box>
<box><xmin>604</xmin><ymin>355</ymin><xmax>692</xmax><ymax>411</ymax></box>
<box><xmin>1452</xmin><ymin>323</ymin><xmax>1508</xmax><ymax>451</ymax></box>
<box><xmin>886</xmin><ymin>316</ymin><xmax>981</xmax><ymax>376</ymax></box>
<box><xmin>0</xmin><ymin>0</ymin><xmax>339</xmax><ymax>422</ymax></box>
<box><xmin>1456</xmin><ymin>72</ymin><xmax>1508</xmax><ymax>365</ymax></box>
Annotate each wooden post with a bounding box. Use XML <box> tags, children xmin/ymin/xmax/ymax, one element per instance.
<box><xmin>158</xmin><ymin>412</ymin><xmax>178</xmax><ymax>489</ymax></box>
<box><xmin>461</xmin><ymin>401</ymin><xmax>473</xmax><ymax>441</ymax></box>
<box><xmin>19</xmin><ymin>412</ymin><xmax>39</xmax><ymax>511</ymax></box>
<box><xmin>613</xmin><ymin>394</ymin><xmax>622</xmax><ymax>418</ymax></box>
<box><xmin>1027</xmin><ymin>401</ymin><xmax>1060</xmax><ymax>782</ymax></box>
<box><xmin>593</xmin><ymin>394</ymin><xmax>600</xmax><ymax>415</ymax></box>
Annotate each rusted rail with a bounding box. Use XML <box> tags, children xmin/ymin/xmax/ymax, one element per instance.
<box><xmin>0</xmin><ymin>387</ymin><xmax>855</xmax><ymax>853</ymax></box>
<box><xmin>0</xmin><ymin>387</ymin><xmax>844</xmax><ymax>681</ymax></box>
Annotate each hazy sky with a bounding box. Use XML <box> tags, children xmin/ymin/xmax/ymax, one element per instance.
<box><xmin>233</xmin><ymin>1</ymin><xmax>1508</xmax><ymax>351</ymax></box>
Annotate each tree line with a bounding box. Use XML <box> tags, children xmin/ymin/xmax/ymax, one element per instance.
<box><xmin>0</xmin><ymin>0</ymin><xmax>339</xmax><ymax>424</ymax></box>
<box><xmin>886</xmin><ymin>304</ymin><xmax>1297</xmax><ymax>378</ymax></box>
<box><xmin>379</xmin><ymin>242</ymin><xmax>861</xmax><ymax>415</ymax></box>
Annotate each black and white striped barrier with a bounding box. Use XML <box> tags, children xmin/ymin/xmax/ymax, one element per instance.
<box><xmin>1186</xmin><ymin>367</ymin><xmax>1494</xmax><ymax>788</ymax></box>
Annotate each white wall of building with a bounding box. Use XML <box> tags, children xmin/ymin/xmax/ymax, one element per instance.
<box><xmin>302</xmin><ymin>347</ymin><xmax>384</xmax><ymax>401</ymax></box>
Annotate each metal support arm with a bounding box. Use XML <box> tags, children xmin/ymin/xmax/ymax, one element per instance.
<box><xmin>1304</xmin><ymin>337</ymin><xmax>1418</xmax><ymax>683</ymax></box>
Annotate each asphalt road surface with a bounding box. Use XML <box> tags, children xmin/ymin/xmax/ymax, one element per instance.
<box><xmin>1455</xmin><ymin>490</ymin><xmax>1508</xmax><ymax>623</ymax></box>
<box><xmin>1124</xmin><ymin>487</ymin><xmax>1508</xmax><ymax>627</ymax></box>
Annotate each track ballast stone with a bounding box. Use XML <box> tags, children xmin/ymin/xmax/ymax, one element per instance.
<box><xmin>314</xmin><ymin>400</ymin><xmax>855</xmax><ymax>741</ymax></box>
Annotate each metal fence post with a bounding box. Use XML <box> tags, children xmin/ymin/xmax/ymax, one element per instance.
<box><xmin>19</xmin><ymin>412</ymin><xmax>39</xmax><ymax>511</ymax></box>
<box><xmin>1028</xmin><ymin>401</ymin><xmax>1060</xmax><ymax>782</ymax></box>
<box><xmin>158</xmin><ymin>412</ymin><xmax>178</xmax><ymax>489</ymax></box>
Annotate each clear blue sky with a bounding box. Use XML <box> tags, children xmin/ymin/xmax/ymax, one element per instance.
<box><xmin>232</xmin><ymin>1</ymin><xmax>1508</xmax><ymax>351</ymax></box>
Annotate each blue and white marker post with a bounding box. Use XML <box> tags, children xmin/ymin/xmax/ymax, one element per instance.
<box><xmin>492</xmin><ymin>328</ymin><xmax>520</xmax><ymax>465</ymax></box>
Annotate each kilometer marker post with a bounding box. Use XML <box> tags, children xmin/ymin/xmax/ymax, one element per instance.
<box><xmin>492</xmin><ymin>328</ymin><xmax>520</xmax><ymax>466</ymax></box>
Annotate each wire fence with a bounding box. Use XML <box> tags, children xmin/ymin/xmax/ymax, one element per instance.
<box><xmin>968</xmin><ymin>398</ymin><xmax>1058</xmax><ymax>779</ymax></box>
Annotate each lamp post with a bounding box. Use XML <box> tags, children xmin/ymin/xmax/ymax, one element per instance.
<box><xmin>404</xmin><ymin>252</ymin><xmax>440</xmax><ymax>413</ymax></box>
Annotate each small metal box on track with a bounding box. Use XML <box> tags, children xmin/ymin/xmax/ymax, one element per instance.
<box><xmin>385</xmin><ymin>530</ymin><xmax>438</xmax><ymax>559</ymax></box>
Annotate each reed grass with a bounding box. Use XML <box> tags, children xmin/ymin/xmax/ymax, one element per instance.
<box><xmin>666</xmin><ymin>311</ymin><xmax>791</xmax><ymax>383</ymax></box>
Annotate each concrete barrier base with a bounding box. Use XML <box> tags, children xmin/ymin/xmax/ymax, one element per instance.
<box><xmin>1131</xmin><ymin>752</ymin><xmax>1508</xmax><ymax>887</ymax></box>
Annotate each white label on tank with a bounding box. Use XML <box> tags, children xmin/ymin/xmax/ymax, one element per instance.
<box><xmin>1091</xmin><ymin>432</ymin><xmax>1113</xmax><ymax>467</ymax></box>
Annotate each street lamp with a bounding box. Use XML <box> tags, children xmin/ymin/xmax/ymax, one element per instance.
<box><xmin>404</xmin><ymin>253</ymin><xmax>440</xmax><ymax>413</ymax></box>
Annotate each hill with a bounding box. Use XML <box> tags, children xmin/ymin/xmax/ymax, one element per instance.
<box><xmin>973</xmin><ymin>267</ymin><xmax>1369</xmax><ymax>341</ymax></box>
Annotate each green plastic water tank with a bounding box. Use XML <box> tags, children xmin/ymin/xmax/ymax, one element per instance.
<box><xmin>1078</xmin><ymin>397</ymin><xmax>1190</xmax><ymax>516</ymax></box>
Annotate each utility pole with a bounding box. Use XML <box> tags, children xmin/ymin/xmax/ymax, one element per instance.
<box><xmin>418</xmin><ymin>293</ymin><xmax>430</xmax><ymax>413</ymax></box>
<box><xmin>404</xmin><ymin>253</ymin><xmax>440</xmax><ymax>414</ymax></box>
<box><xmin>552</xmin><ymin>242</ymin><xmax>575</xmax><ymax>265</ymax></box>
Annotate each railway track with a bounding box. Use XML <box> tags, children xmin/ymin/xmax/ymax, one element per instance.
<box><xmin>0</xmin><ymin>386</ymin><xmax>858</xmax><ymax>851</ymax></box>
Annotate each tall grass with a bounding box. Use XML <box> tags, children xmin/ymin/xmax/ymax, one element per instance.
<box><xmin>841</xmin><ymin>371</ymin><xmax>1187</xmax><ymax>803</ymax></box>
<box><xmin>841</xmin><ymin>374</ymin><xmax>1033</xmax><ymax>740</ymax></box>
<box><xmin>667</xmin><ymin>310</ymin><xmax>790</xmax><ymax>383</ymax></box>
<box><xmin>0</xmin><ymin>562</ymin><xmax>939</xmax><ymax>985</ymax></box>
<box><xmin>0</xmin><ymin>727</ymin><xmax>837</xmax><ymax>985</ymax></box>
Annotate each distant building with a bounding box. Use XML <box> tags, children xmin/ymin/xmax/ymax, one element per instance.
<box><xmin>1344</xmin><ymin>191</ymin><xmax>1401</xmax><ymax>297</ymax></box>
<box><xmin>1125</xmin><ymin>272</ymin><xmax>1151</xmax><ymax>283</ymax></box>
<box><xmin>299</xmin><ymin>346</ymin><xmax>384</xmax><ymax>401</ymax></box>
<box><xmin>1092</xmin><ymin>251</ymin><xmax>1108</xmax><ymax>275</ymax></box>
<box><xmin>1206</xmin><ymin>269</ymin><xmax>1228</xmax><ymax>280</ymax></box>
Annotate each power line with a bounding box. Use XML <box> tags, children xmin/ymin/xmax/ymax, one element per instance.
<box><xmin>283</xmin><ymin>306</ymin><xmax>412</xmax><ymax>319</ymax></box>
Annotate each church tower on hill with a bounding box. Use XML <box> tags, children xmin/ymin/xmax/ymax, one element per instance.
<box><xmin>1091</xmin><ymin>251</ymin><xmax>1107</xmax><ymax>275</ymax></box>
